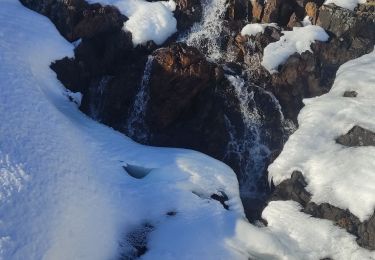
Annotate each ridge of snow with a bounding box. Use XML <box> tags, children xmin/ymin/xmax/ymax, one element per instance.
<box><xmin>240</xmin><ymin>23</ymin><xmax>278</xmax><ymax>37</ymax></box>
<box><xmin>261</xmin><ymin>25</ymin><xmax>329</xmax><ymax>73</ymax></box>
<box><xmin>268</xmin><ymin>49</ymin><xmax>375</xmax><ymax>221</ymax></box>
<box><xmin>324</xmin><ymin>0</ymin><xmax>367</xmax><ymax>10</ymax></box>
<box><xmin>87</xmin><ymin>0</ymin><xmax>177</xmax><ymax>45</ymax></box>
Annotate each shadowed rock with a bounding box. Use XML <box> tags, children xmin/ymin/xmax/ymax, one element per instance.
<box><xmin>336</xmin><ymin>126</ymin><xmax>375</xmax><ymax>147</ymax></box>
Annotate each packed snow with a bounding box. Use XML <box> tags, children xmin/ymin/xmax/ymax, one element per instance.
<box><xmin>324</xmin><ymin>0</ymin><xmax>366</xmax><ymax>10</ymax></box>
<box><xmin>241</xmin><ymin>23</ymin><xmax>278</xmax><ymax>37</ymax></box>
<box><xmin>87</xmin><ymin>0</ymin><xmax>177</xmax><ymax>45</ymax></box>
<box><xmin>261</xmin><ymin>25</ymin><xmax>329</xmax><ymax>73</ymax></box>
<box><xmin>269</xmin><ymin>49</ymin><xmax>375</xmax><ymax>221</ymax></box>
<box><xmin>2</xmin><ymin>1</ymin><xmax>375</xmax><ymax>259</ymax></box>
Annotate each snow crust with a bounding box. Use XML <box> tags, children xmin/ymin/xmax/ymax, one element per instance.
<box><xmin>240</xmin><ymin>23</ymin><xmax>277</xmax><ymax>37</ymax></box>
<box><xmin>324</xmin><ymin>0</ymin><xmax>366</xmax><ymax>10</ymax></box>
<box><xmin>87</xmin><ymin>0</ymin><xmax>177</xmax><ymax>45</ymax></box>
<box><xmin>269</xmin><ymin>49</ymin><xmax>375</xmax><ymax>221</ymax></box>
<box><xmin>261</xmin><ymin>25</ymin><xmax>329</xmax><ymax>73</ymax></box>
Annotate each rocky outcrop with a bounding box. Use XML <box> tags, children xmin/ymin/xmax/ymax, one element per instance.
<box><xmin>336</xmin><ymin>126</ymin><xmax>375</xmax><ymax>147</ymax></box>
<box><xmin>270</xmin><ymin>171</ymin><xmax>375</xmax><ymax>250</ymax></box>
<box><xmin>266</xmin><ymin>3</ymin><xmax>375</xmax><ymax>123</ymax></box>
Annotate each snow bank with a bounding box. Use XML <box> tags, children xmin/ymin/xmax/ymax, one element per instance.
<box><xmin>240</xmin><ymin>23</ymin><xmax>278</xmax><ymax>37</ymax></box>
<box><xmin>230</xmin><ymin>201</ymin><xmax>375</xmax><ymax>259</ymax></box>
<box><xmin>324</xmin><ymin>0</ymin><xmax>366</xmax><ymax>10</ymax></box>
<box><xmin>87</xmin><ymin>0</ymin><xmax>177</xmax><ymax>45</ymax></box>
<box><xmin>261</xmin><ymin>25</ymin><xmax>329</xmax><ymax>73</ymax></box>
<box><xmin>0</xmin><ymin>1</ymin><xmax>243</xmax><ymax>259</ymax></box>
<box><xmin>268</xmin><ymin>49</ymin><xmax>375</xmax><ymax>221</ymax></box>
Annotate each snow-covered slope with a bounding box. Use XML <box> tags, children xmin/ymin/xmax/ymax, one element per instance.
<box><xmin>1</xmin><ymin>1</ymin><xmax>374</xmax><ymax>259</ymax></box>
<box><xmin>0</xmin><ymin>1</ymin><xmax>244</xmax><ymax>259</ymax></box>
<box><xmin>269</xmin><ymin>49</ymin><xmax>375</xmax><ymax>221</ymax></box>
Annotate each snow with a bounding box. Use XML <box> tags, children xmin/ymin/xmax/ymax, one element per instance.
<box><xmin>87</xmin><ymin>0</ymin><xmax>177</xmax><ymax>45</ymax></box>
<box><xmin>231</xmin><ymin>201</ymin><xmax>375</xmax><ymax>260</ymax></box>
<box><xmin>268</xmin><ymin>49</ymin><xmax>375</xmax><ymax>221</ymax></box>
<box><xmin>324</xmin><ymin>0</ymin><xmax>366</xmax><ymax>10</ymax></box>
<box><xmin>0</xmin><ymin>1</ymin><xmax>244</xmax><ymax>259</ymax></box>
<box><xmin>261</xmin><ymin>25</ymin><xmax>329</xmax><ymax>73</ymax></box>
<box><xmin>240</xmin><ymin>23</ymin><xmax>278</xmax><ymax>37</ymax></box>
<box><xmin>3</xmin><ymin>1</ymin><xmax>375</xmax><ymax>259</ymax></box>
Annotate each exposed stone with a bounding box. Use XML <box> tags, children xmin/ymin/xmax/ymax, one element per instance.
<box><xmin>270</xmin><ymin>171</ymin><xmax>375</xmax><ymax>249</ymax></box>
<box><xmin>225</xmin><ymin>0</ymin><xmax>249</xmax><ymax>21</ymax></box>
<box><xmin>305</xmin><ymin>2</ymin><xmax>319</xmax><ymax>24</ymax></box>
<box><xmin>343</xmin><ymin>90</ymin><xmax>358</xmax><ymax>97</ymax></box>
<box><xmin>173</xmin><ymin>0</ymin><xmax>202</xmax><ymax>31</ymax></box>
<box><xmin>336</xmin><ymin>126</ymin><xmax>375</xmax><ymax>147</ymax></box>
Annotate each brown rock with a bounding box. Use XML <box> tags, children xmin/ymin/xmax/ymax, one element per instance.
<box><xmin>305</xmin><ymin>2</ymin><xmax>319</xmax><ymax>24</ymax></box>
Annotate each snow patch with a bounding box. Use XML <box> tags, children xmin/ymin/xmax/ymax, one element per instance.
<box><xmin>261</xmin><ymin>25</ymin><xmax>329</xmax><ymax>73</ymax></box>
<box><xmin>240</xmin><ymin>23</ymin><xmax>278</xmax><ymax>37</ymax></box>
<box><xmin>87</xmin><ymin>0</ymin><xmax>177</xmax><ymax>45</ymax></box>
<box><xmin>324</xmin><ymin>0</ymin><xmax>366</xmax><ymax>10</ymax></box>
<box><xmin>268</xmin><ymin>49</ymin><xmax>375</xmax><ymax>221</ymax></box>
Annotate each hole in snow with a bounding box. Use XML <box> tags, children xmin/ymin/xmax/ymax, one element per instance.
<box><xmin>166</xmin><ymin>211</ymin><xmax>177</xmax><ymax>216</ymax></box>
<box><xmin>123</xmin><ymin>164</ymin><xmax>154</xmax><ymax>179</ymax></box>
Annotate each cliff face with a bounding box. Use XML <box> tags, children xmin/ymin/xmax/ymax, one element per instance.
<box><xmin>21</xmin><ymin>0</ymin><xmax>375</xmax><ymax>243</ymax></box>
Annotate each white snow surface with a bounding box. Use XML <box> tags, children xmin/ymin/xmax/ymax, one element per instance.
<box><xmin>0</xmin><ymin>1</ymin><xmax>243</xmax><ymax>259</ymax></box>
<box><xmin>261</xmin><ymin>25</ymin><xmax>329</xmax><ymax>73</ymax></box>
<box><xmin>324</xmin><ymin>0</ymin><xmax>366</xmax><ymax>10</ymax></box>
<box><xmin>87</xmin><ymin>0</ymin><xmax>177</xmax><ymax>45</ymax></box>
<box><xmin>2</xmin><ymin>1</ymin><xmax>375</xmax><ymax>259</ymax></box>
<box><xmin>268</xmin><ymin>49</ymin><xmax>375</xmax><ymax>221</ymax></box>
<box><xmin>231</xmin><ymin>201</ymin><xmax>375</xmax><ymax>260</ymax></box>
<box><xmin>240</xmin><ymin>23</ymin><xmax>278</xmax><ymax>37</ymax></box>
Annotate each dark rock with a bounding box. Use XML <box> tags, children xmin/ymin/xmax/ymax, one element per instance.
<box><xmin>336</xmin><ymin>126</ymin><xmax>375</xmax><ymax>147</ymax></box>
<box><xmin>146</xmin><ymin>43</ymin><xmax>218</xmax><ymax>130</ymax></box>
<box><xmin>343</xmin><ymin>90</ymin><xmax>358</xmax><ymax>97</ymax></box>
<box><xmin>269</xmin><ymin>171</ymin><xmax>375</xmax><ymax>249</ymax></box>
<box><xmin>173</xmin><ymin>0</ymin><xmax>202</xmax><ymax>31</ymax></box>
<box><xmin>211</xmin><ymin>191</ymin><xmax>229</xmax><ymax>210</ymax></box>
<box><xmin>270</xmin><ymin>171</ymin><xmax>310</xmax><ymax>206</ymax></box>
<box><xmin>225</xmin><ymin>0</ymin><xmax>250</xmax><ymax>21</ymax></box>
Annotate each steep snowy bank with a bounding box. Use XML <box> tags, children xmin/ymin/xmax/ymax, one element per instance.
<box><xmin>0</xmin><ymin>1</ymin><xmax>243</xmax><ymax>259</ymax></box>
<box><xmin>269</xmin><ymin>49</ymin><xmax>375</xmax><ymax>221</ymax></box>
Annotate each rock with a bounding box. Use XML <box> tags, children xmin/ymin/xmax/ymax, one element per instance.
<box><xmin>336</xmin><ymin>126</ymin><xmax>375</xmax><ymax>147</ymax></box>
<box><xmin>269</xmin><ymin>171</ymin><xmax>375</xmax><ymax>249</ymax></box>
<box><xmin>262</xmin><ymin>0</ymin><xmax>295</xmax><ymax>26</ymax></box>
<box><xmin>270</xmin><ymin>171</ymin><xmax>311</xmax><ymax>206</ymax></box>
<box><xmin>287</xmin><ymin>12</ymin><xmax>303</xmax><ymax>28</ymax></box>
<box><xmin>146</xmin><ymin>43</ymin><xmax>218</xmax><ymax>130</ymax></box>
<box><xmin>225</xmin><ymin>0</ymin><xmax>250</xmax><ymax>21</ymax></box>
<box><xmin>305</xmin><ymin>2</ymin><xmax>319</xmax><ymax>24</ymax></box>
<box><xmin>251</xmin><ymin>0</ymin><xmax>264</xmax><ymax>22</ymax></box>
<box><xmin>173</xmin><ymin>0</ymin><xmax>202</xmax><ymax>31</ymax></box>
<box><xmin>343</xmin><ymin>90</ymin><xmax>358</xmax><ymax>97</ymax></box>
